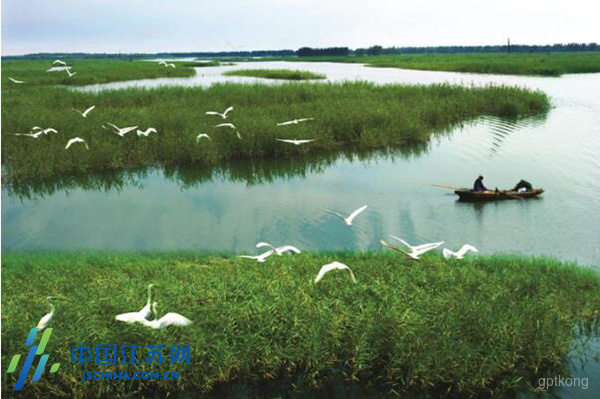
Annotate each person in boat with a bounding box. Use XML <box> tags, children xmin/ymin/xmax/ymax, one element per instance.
<box><xmin>513</xmin><ymin>179</ymin><xmax>533</xmax><ymax>193</ymax></box>
<box><xmin>473</xmin><ymin>175</ymin><xmax>488</xmax><ymax>192</ymax></box>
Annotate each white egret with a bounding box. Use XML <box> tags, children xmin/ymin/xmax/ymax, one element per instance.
<box><xmin>158</xmin><ymin>60</ymin><xmax>167</xmax><ymax>66</ymax></box>
<box><xmin>381</xmin><ymin>238</ymin><xmax>444</xmax><ymax>260</ymax></box>
<box><xmin>255</xmin><ymin>242</ymin><xmax>301</xmax><ymax>255</ymax></box>
<box><xmin>34</xmin><ymin>127</ymin><xmax>58</xmax><ymax>135</ymax></box>
<box><xmin>236</xmin><ymin>131</ymin><xmax>242</xmax><ymax>140</ymax></box>
<box><xmin>443</xmin><ymin>244</ymin><xmax>478</xmax><ymax>259</ymax></box>
<box><xmin>36</xmin><ymin>297</ymin><xmax>56</xmax><ymax>331</ymax></box>
<box><xmin>137</xmin><ymin>128</ymin><xmax>157</xmax><ymax>137</ymax></box>
<box><xmin>329</xmin><ymin>205</ymin><xmax>368</xmax><ymax>226</ymax></box>
<box><xmin>52</xmin><ymin>59</ymin><xmax>67</xmax><ymax>66</ymax></box>
<box><xmin>141</xmin><ymin>302</ymin><xmax>192</xmax><ymax>329</ymax></box>
<box><xmin>65</xmin><ymin>137</ymin><xmax>89</xmax><ymax>150</ymax></box>
<box><xmin>389</xmin><ymin>235</ymin><xmax>445</xmax><ymax>253</ymax></box>
<box><xmin>165</xmin><ymin>63</ymin><xmax>176</xmax><ymax>68</ymax></box>
<box><xmin>205</xmin><ymin>106</ymin><xmax>234</xmax><ymax>119</ymax></box>
<box><xmin>106</xmin><ymin>122</ymin><xmax>139</xmax><ymax>137</ymax></box>
<box><xmin>14</xmin><ymin>132</ymin><xmax>44</xmax><ymax>138</ymax></box>
<box><xmin>73</xmin><ymin>105</ymin><xmax>95</xmax><ymax>118</ymax></box>
<box><xmin>238</xmin><ymin>250</ymin><xmax>275</xmax><ymax>263</ymax></box>
<box><xmin>9</xmin><ymin>77</ymin><xmax>25</xmax><ymax>84</ymax></box>
<box><xmin>314</xmin><ymin>261</ymin><xmax>357</xmax><ymax>284</ymax></box>
<box><xmin>276</xmin><ymin>118</ymin><xmax>314</xmax><ymax>126</ymax></box>
<box><xmin>65</xmin><ymin>69</ymin><xmax>77</xmax><ymax>77</ymax></box>
<box><xmin>275</xmin><ymin>138</ymin><xmax>316</xmax><ymax>146</ymax></box>
<box><xmin>215</xmin><ymin>123</ymin><xmax>236</xmax><ymax>129</ymax></box>
<box><xmin>196</xmin><ymin>133</ymin><xmax>211</xmax><ymax>142</ymax></box>
<box><xmin>115</xmin><ymin>284</ymin><xmax>157</xmax><ymax>323</ymax></box>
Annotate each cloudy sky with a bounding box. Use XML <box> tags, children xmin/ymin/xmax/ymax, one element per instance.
<box><xmin>2</xmin><ymin>0</ymin><xmax>599</xmax><ymax>55</ymax></box>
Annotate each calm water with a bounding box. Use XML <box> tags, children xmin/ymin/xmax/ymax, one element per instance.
<box><xmin>2</xmin><ymin>62</ymin><xmax>600</xmax><ymax>397</ymax></box>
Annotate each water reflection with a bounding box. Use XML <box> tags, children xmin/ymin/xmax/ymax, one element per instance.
<box><xmin>5</xmin><ymin>143</ymin><xmax>430</xmax><ymax>202</ymax></box>
<box><xmin>480</xmin><ymin>114</ymin><xmax>548</xmax><ymax>157</ymax></box>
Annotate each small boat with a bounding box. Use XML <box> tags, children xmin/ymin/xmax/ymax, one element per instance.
<box><xmin>454</xmin><ymin>188</ymin><xmax>544</xmax><ymax>201</ymax></box>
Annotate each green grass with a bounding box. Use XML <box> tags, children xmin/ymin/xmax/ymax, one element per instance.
<box><xmin>223</xmin><ymin>69</ymin><xmax>326</xmax><ymax>80</ymax></box>
<box><xmin>266</xmin><ymin>52</ymin><xmax>600</xmax><ymax>76</ymax></box>
<box><xmin>1</xmin><ymin>59</ymin><xmax>196</xmax><ymax>87</ymax></box>
<box><xmin>2</xmin><ymin>252</ymin><xmax>599</xmax><ymax>397</ymax></box>
<box><xmin>1</xmin><ymin>81</ymin><xmax>549</xmax><ymax>181</ymax></box>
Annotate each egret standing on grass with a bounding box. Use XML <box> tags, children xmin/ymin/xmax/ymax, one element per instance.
<box><xmin>115</xmin><ymin>284</ymin><xmax>157</xmax><ymax>323</ymax></box>
<box><xmin>329</xmin><ymin>205</ymin><xmax>368</xmax><ymax>226</ymax></box>
<box><xmin>206</xmin><ymin>106</ymin><xmax>234</xmax><ymax>119</ymax></box>
<box><xmin>314</xmin><ymin>262</ymin><xmax>357</xmax><ymax>283</ymax></box>
<box><xmin>65</xmin><ymin>137</ymin><xmax>89</xmax><ymax>150</ymax></box>
<box><xmin>36</xmin><ymin>297</ymin><xmax>56</xmax><ymax>331</ymax></box>
<box><xmin>443</xmin><ymin>244</ymin><xmax>478</xmax><ymax>259</ymax></box>
<box><xmin>276</xmin><ymin>118</ymin><xmax>314</xmax><ymax>126</ymax></box>
<box><xmin>72</xmin><ymin>105</ymin><xmax>95</xmax><ymax>118</ymax></box>
<box><xmin>141</xmin><ymin>302</ymin><xmax>192</xmax><ymax>329</ymax></box>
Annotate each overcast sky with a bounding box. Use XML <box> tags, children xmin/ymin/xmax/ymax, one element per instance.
<box><xmin>2</xmin><ymin>0</ymin><xmax>599</xmax><ymax>55</ymax></box>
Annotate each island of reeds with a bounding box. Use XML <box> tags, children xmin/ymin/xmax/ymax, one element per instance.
<box><xmin>1</xmin><ymin>79</ymin><xmax>549</xmax><ymax>182</ymax></box>
<box><xmin>223</xmin><ymin>69</ymin><xmax>326</xmax><ymax>80</ymax></box>
<box><xmin>2</xmin><ymin>252</ymin><xmax>599</xmax><ymax>397</ymax></box>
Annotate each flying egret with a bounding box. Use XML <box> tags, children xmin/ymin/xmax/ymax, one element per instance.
<box><xmin>256</xmin><ymin>242</ymin><xmax>301</xmax><ymax>255</ymax></box>
<box><xmin>276</xmin><ymin>118</ymin><xmax>314</xmax><ymax>126</ymax></box>
<box><xmin>238</xmin><ymin>250</ymin><xmax>275</xmax><ymax>263</ymax></box>
<box><xmin>390</xmin><ymin>235</ymin><xmax>445</xmax><ymax>253</ymax></box>
<box><xmin>196</xmin><ymin>133</ymin><xmax>211</xmax><ymax>142</ymax></box>
<box><xmin>215</xmin><ymin>123</ymin><xmax>236</xmax><ymax>129</ymax></box>
<box><xmin>443</xmin><ymin>244</ymin><xmax>478</xmax><ymax>259</ymax></box>
<box><xmin>36</xmin><ymin>296</ymin><xmax>56</xmax><ymax>331</ymax></box>
<box><xmin>329</xmin><ymin>205</ymin><xmax>368</xmax><ymax>226</ymax></box>
<box><xmin>137</xmin><ymin>128</ymin><xmax>157</xmax><ymax>137</ymax></box>
<box><xmin>73</xmin><ymin>105</ymin><xmax>95</xmax><ymax>118</ymax></box>
<box><xmin>8</xmin><ymin>77</ymin><xmax>25</xmax><ymax>84</ymax></box>
<box><xmin>106</xmin><ymin>122</ymin><xmax>139</xmax><ymax>137</ymax></box>
<box><xmin>276</xmin><ymin>138</ymin><xmax>316</xmax><ymax>146</ymax></box>
<box><xmin>158</xmin><ymin>60</ymin><xmax>167</xmax><ymax>66</ymax></box>
<box><xmin>65</xmin><ymin>69</ymin><xmax>77</xmax><ymax>77</ymax></box>
<box><xmin>205</xmin><ymin>106</ymin><xmax>234</xmax><ymax>119</ymax></box>
<box><xmin>140</xmin><ymin>302</ymin><xmax>192</xmax><ymax>329</ymax></box>
<box><xmin>381</xmin><ymin>238</ymin><xmax>444</xmax><ymax>260</ymax></box>
<box><xmin>14</xmin><ymin>132</ymin><xmax>44</xmax><ymax>138</ymax></box>
<box><xmin>314</xmin><ymin>261</ymin><xmax>357</xmax><ymax>284</ymax></box>
<box><xmin>52</xmin><ymin>59</ymin><xmax>67</xmax><ymax>66</ymax></box>
<box><xmin>115</xmin><ymin>284</ymin><xmax>157</xmax><ymax>323</ymax></box>
<box><xmin>32</xmin><ymin>127</ymin><xmax>58</xmax><ymax>135</ymax></box>
<box><xmin>65</xmin><ymin>137</ymin><xmax>89</xmax><ymax>150</ymax></box>
<box><xmin>165</xmin><ymin>63</ymin><xmax>176</xmax><ymax>68</ymax></box>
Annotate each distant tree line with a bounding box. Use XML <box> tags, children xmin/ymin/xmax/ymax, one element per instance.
<box><xmin>352</xmin><ymin>43</ymin><xmax>599</xmax><ymax>55</ymax></box>
<box><xmin>295</xmin><ymin>47</ymin><xmax>350</xmax><ymax>57</ymax></box>
<box><xmin>3</xmin><ymin>43</ymin><xmax>598</xmax><ymax>60</ymax></box>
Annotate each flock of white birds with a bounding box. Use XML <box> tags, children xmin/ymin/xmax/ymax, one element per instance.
<box><xmin>10</xmin><ymin>59</ymin><xmax>316</xmax><ymax>150</ymax></box>
<box><xmin>22</xmin><ymin>59</ymin><xmax>477</xmax><ymax>331</ymax></box>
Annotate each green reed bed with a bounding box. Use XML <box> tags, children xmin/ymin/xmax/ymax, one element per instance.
<box><xmin>223</xmin><ymin>69</ymin><xmax>325</xmax><ymax>80</ymax></box>
<box><xmin>1</xmin><ymin>82</ymin><xmax>549</xmax><ymax>181</ymax></box>
<box><xmin>1</xmin><ymin>59</ymin><xmax>195</xmax><ymax>87</ymax></box>
<box><xmin>269</xmin><ymin>52</ymin><xmax>600</xmax><ymax>76</ymax></box>
<box><xmin>2</xmin><ymin>252</ymin><xmax>599</xmax><ymax>397</ymax></box>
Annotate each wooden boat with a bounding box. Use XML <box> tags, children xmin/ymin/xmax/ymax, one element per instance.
<box><xmin>454</xmin><ymin>188</ymin><xmax>544</xmax><ymax>201</ymax></box>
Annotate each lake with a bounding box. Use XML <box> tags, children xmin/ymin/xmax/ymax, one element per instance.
<box><xmin>3</xmin><ymin>62</ymin><xmax>599</xmax><ymax>267</ymax></box>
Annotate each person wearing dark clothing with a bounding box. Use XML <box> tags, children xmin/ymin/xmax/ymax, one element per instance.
<box><xmin>473</xmin><ymin>175</ymin><xmax>488</xmax><ymax>192</ymax></box>
<box><xmin>513</xmin><ymin>179</ymin><xmax>533</xmax><ymax>192</ymax></box>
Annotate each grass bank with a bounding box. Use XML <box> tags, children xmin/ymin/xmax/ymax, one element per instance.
<box><xmin>267</xmin><ymin>52</ymin><xmax>600</xmax><ymax>76</ymax></box>
<box><xmin>1</xmin><ymin>82</ymin><xmax>549</xmax><ymax>181</ymax></box>
<box><xmin>2</xmin><ymin>252</ymin><xmax>599</xmax><ymax>397</ymax></box>
<box><xmin>223</xmin><ymin>69</ymin><xmax>326</xmax><ymax>80</ymax></box>
<box><xmin>1</xmin><ymin>59</ymin><xmax>196</xmax><ymax>87</ymax></box>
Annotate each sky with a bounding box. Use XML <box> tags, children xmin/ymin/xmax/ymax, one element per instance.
<box><xmin>1</xmin><ymin>0</ymin><xmax>599</xmax><ymax>55</ymax></box>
